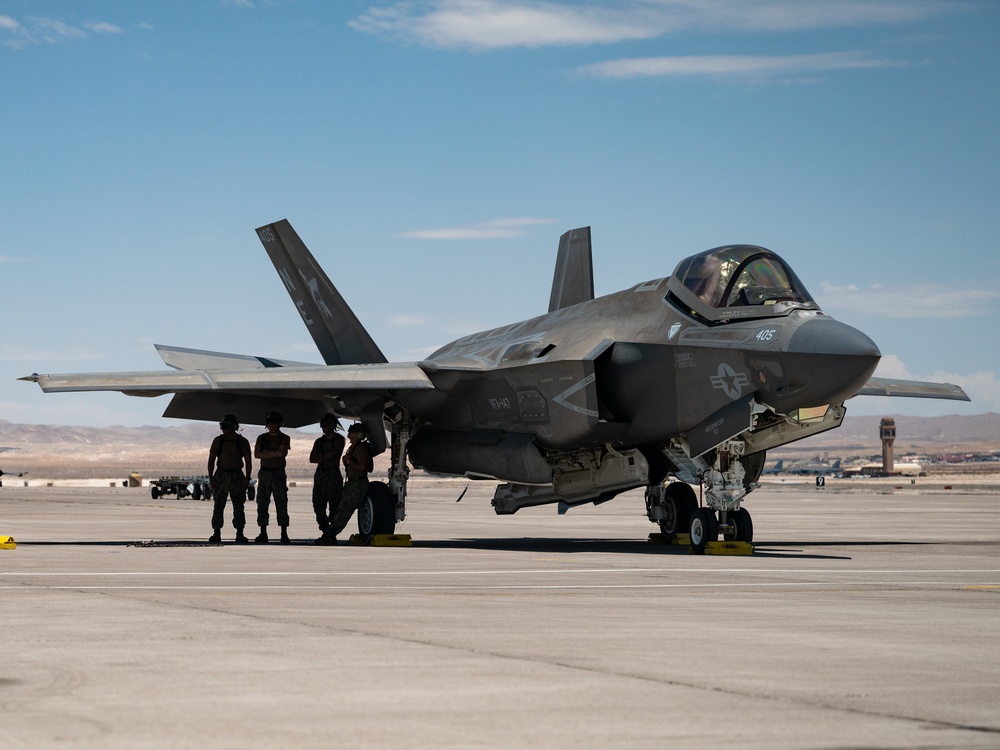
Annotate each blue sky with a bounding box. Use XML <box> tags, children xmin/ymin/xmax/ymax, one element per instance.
<box><xmin>2</xmin><ymin>0</ymin><xmax>998</xmax><ymax>427</ymax></box>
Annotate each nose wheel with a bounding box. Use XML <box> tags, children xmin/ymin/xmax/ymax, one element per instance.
<box><xmin>690</xmin><ymin>507</ymin><xmax>753</xmax><ymax>553</ymax></box>
<box><xmin>689</xmin><ymin>507</ymin><xmax>718</xmax><ymax>553</ymax></box>
<box><xmin>724</xmin><ymin>508</ymin><xmax>754</xmax><ymax>543</ymax></box>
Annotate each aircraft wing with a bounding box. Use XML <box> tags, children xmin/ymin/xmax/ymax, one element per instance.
<box><xmin>22</xmin><ymin>363</ymin><xmax>433</xmax><ymax>395</ymax></box>
<box><xmin>855</xmin><ymin>377</ymin><xmax>970</xmax><ymax>401</ymax></box>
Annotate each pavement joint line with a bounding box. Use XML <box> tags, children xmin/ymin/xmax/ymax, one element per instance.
<box><xmin>3</xmin><ymin>567</ymin><xmax>1000</xmax><ymax>576</ymax></box>
<box><xmin>3</xmin><ymin>580</ymin><xmax>997</xmax><ymax>591</ymax></box>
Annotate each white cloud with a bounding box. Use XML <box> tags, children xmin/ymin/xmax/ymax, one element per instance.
<box><xmin>818</xmin><ymin>281</ymin><xmax>1000</xmax><ymax>319</ymax></box>
<box><xmin>31</xmin><ymin>17</ymin><xmax>86</xmax><ymax>43</ymax></box>
<box><xmin>350</xmin><ymin>1</ymin><xmax>660</xmax><ymax>49</ymax></box>
<box><xmin>85</xmin><ymin>22</ymin><xmax>124</xmax><ymax>34</ymax></box>
<box><xmin>579</xmin><ymin>51</ymin><xmax>896</xmax><ymax>80</ymax></box>
<box><xmin>1</xmin><ymin>16</ymin><xmax>124</xmax><ymax>48</ymax></box>
<box><xmin>401</xmin><ymin>217</ymin><xmax>556</xmax><ymax>240</ymax></box>
<box><xmin>350</xmin><ymin>0</ymin><xmax>957</xmax><ymax>50</ymax></box>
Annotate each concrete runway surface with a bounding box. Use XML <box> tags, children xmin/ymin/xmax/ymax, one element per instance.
<box><xmin>2</xmin><ymin>478</ymin><xmax>999</xmax><ymax>749</ymax></box>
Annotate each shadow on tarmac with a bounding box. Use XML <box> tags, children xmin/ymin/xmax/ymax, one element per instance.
<box><xmin>16</xmin><ymin>537</ymin><xmax>936</xmax><ymax>561</ymax></box>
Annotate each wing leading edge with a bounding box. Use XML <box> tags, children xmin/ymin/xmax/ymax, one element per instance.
<box><xmin>20</xmin><ymin>363</ymin><xmax>435</xmax><ymax>428</ymax></box>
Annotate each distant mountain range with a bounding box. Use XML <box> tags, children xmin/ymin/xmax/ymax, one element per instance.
<box><xmin>4</xmin><ymin>413</ymin><xmax>997</xmax><ymax>449</ymax></box>
<box><xmin>1</xmin><ymin>414</ymin><xmax>997</xmax><ymax>479</ymax></box>
<box><xmin>782</xmin><ymin>413</ymin><xmax>1000</xmax><ymax>453</ymax></box>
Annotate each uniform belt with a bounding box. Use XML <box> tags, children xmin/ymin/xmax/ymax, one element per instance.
<box><xmin>218</xmin><ymin>468</ymin><xmax>242</xmax><ymax>473</ymax></box>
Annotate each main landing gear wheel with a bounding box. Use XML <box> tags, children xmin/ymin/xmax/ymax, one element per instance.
<box><xmin>724</xmin><ymin>508</ymin><xmax>754</xmax><ymax>543</ymax></box>
<box><xmin>689</xmin><ymin>507</ymin><xmax>718</xmax><ymax>554</ymax></box>
<box><xmin>659</xmin><ymin>482</ymin><xmax>697</xmax><ymax>537</ymax></box>
<box><xmin>357</xmin><ymin>480</ymin><xmax>396</xmax><ymax>538</ymax></box>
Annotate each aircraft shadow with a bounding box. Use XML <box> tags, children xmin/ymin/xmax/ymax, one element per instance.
<box><xmin>16</xmin><ymin>538</ymin><xmax>935</xmax><ymax>561</ymax></box>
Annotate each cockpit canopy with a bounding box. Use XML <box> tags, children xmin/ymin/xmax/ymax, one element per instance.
<box><xmin>666</xmin><ymin>245</ymin><xmax>818</xmax><ymax>324</ymax></box>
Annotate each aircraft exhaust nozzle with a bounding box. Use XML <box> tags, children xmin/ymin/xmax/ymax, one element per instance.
<box><xmin>784</xmin><ymin>317</ymin><xmax>881</xmax><ymax>405</ymax></box>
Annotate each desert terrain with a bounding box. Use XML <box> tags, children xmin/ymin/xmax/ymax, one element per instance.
<box><xmin>1</xmin><ymin>413</ymin><xmax>998</xmax><ymax>485</ymax></box>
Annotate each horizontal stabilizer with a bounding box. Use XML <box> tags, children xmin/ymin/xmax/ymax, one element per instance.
<box><xmin>548</xmin><ymin>227</ymin><xmax>594</xmax><ymax>312</ymax></box>
<box><xmin>256</xmin><ymin>220</ymin><xmax>387</xmax><ymax>366</ymax></box>
<box><xmin>155</xmin><ymin>344</ymin><xmax>316</xmax><ymax>370</ymax></box>
<box><xmin>855</xmin><ymin>377</ymin><xmax>970</xmax><ymax>401</ymax></box>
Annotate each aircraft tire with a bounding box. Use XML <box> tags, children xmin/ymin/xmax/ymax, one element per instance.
<box><xmin>150</xmin><ymin>486</ymin><xmax>160</xmax><ymax>500</ymax></box>
<box><xmin>658</xmin><ymin>482</ymin><xmax>697</xmax><ymax>537</ymax></box>
<box><xmin>357</xmin><ymin>481</ymin><xmax>396</xmax><ymax>537</ymax></box>
<box><xmin>729</xmin><ymin>508</ymin><xmax>753</xmax><ymax>543</ymax></box>
<box><xmin>192</xmin><ymin>483</ymin><xmax>202</xmax><ymax>501</ymax></box>
<box><xmin>689</xmin><ymin>507</ymin><xmax>717</xmax><ymax>554</ymax></box>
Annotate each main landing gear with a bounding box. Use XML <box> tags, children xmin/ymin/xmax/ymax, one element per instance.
<box><xmin>647</xmin><ymin>477</ymin><xmax>754</xmax><ymax>554</ymax></box>
<box><xmin>356</xmin><ymin>415</ymin><xmax>411</xmax><ymax>539</ymax></box>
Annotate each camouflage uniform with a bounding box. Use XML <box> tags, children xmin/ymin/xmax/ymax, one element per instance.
<box><xmin>209</xmin><ymin>431</ymin><xmax>252</xmax><ymax>535</ymax></box>
<box><xmin>255</xmin><ymin>430</ymin><xmax>291</xmax><ymax>531</ymax></box>
<box><xmin>212</xmin><ymin>468</ymin><xmax>247</xmax><ymax>532</ymax></box>
<box><xmin>312</xmin><ymin>467</ymin><xmax>344</xmax><ymax>532</ymax></box>
<box><xmin>325</xmin><ymin>435</ymin><xmax>372</xmax><ymax>538</ymax></box>
<box><xmin>326</xmin><ymin>475</ymin><xmax>368</xmax><ymax>538</ymax></box>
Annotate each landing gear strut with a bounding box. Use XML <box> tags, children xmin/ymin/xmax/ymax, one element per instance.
<box><xmin>357</xmin><ymin>413</ymin><xmax>411</xmax><ymax>538</ymax></box>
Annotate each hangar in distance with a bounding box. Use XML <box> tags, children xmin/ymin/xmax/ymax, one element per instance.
<box><xmin>23</xmin><ymin>221</ymin><xmax>969</xmax><ymax>551</ymax></box>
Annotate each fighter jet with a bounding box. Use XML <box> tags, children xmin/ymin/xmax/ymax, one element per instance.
<box><xmin>22</xmin><ymin>221</ymin><xmax>969</xmax><ymax>551</ymax></box>
<box><xmin>761</xmin><ymin>458</ymin><xmax>844</xmax><ymax>476</ymax></box>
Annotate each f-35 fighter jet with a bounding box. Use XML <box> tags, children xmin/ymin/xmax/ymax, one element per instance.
<box><xmin>23</xmin><ymin>221</ymin><xmax>968</xmax><ymax>551</ymax></box>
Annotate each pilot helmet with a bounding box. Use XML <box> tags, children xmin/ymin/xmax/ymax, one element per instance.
<box><xmin>219</xmin><ymin>414</ymin><xmax>239</xmax><ymax>430</ymax></box>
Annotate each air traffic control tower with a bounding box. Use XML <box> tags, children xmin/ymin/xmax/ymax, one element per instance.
<box><xmin>880</xmin><ymin>417</ymin><xmax>896</xmax><ymax>474</ymax></box>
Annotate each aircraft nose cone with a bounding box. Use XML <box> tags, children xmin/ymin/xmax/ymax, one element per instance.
<box><xmin>783</xmin><ymin>316</ymin><xmax>881</xmax><ymax>406</ymax></box>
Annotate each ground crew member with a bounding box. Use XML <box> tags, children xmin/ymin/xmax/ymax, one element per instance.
<box><xmin>207</xmin><ymin>414</ymin><xmax>252</xmax><ymax>543</ymax></box>
<box><xmin>318</xmin><ymin>422</ymin><xmax>372</xmax><ymax>544</ymax></box>
<box><xmin>254</xmin><ymin>411</ymin><xmax>291</xmax><ymax>543</ymax></box>
<box><xmin>309</xmin><ymin>413</ymin><xmax>345</xmax><ymax>542</ymax></box>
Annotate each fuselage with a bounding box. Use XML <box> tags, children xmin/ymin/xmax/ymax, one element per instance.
<box><xmin>406</xmin><ymin>247</ymin><xmax>880</xmax><ymax>457</ymax></box>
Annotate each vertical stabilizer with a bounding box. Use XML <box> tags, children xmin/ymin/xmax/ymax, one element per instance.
<box><xmin>548</xmin><ymin>227</ymin><xmax>594</xmax><ymax>312</ymax></box>
<box><xmin>256</xmin><ymin>220</ymin><xmax>387</xmax><ymax>365</ymax></box>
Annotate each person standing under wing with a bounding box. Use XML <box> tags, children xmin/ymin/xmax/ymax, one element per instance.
<box><xmin>310</xmin><ymin>413</ymin><xmax>345</xmax><ymax>544</ymax></box>
<box><xmin>319</xmin><ymin>422</ymin><xmax>372</xmax><ymax>544</ymax></box>
<box><xmin>207</xmin><ymin>414</ymin><xmax>252</xmax><ymax>543</ymax></box>
<box><xmin>254</xmin><ymin>411</ymin><xmax>292</xmax><ymax>543</ymax></box>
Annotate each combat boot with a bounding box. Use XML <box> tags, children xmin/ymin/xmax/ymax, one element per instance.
<box><xmin>208</xmin><ymin>531</ymin><xmax>221</xmax><ymax>543</ymax></box>
<box><xmin>235</xmin><ymin>531</ymin><xmax>249</xmax><ymax>544</ymax></box>
<box><xmin>280</xmin><ymin>527</ymin><xmax>290</xmax><ymax>544</ymax></box>
<box><xmin>255</xmin><ymin>530</ymin><xmax>269</xmax><ymax>543</ymax></box>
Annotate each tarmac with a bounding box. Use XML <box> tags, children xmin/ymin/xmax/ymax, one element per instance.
<box><xmin>2</xmin><ymin>477</ymin><xmax>999</xmax><ymax>749</ymax></box>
